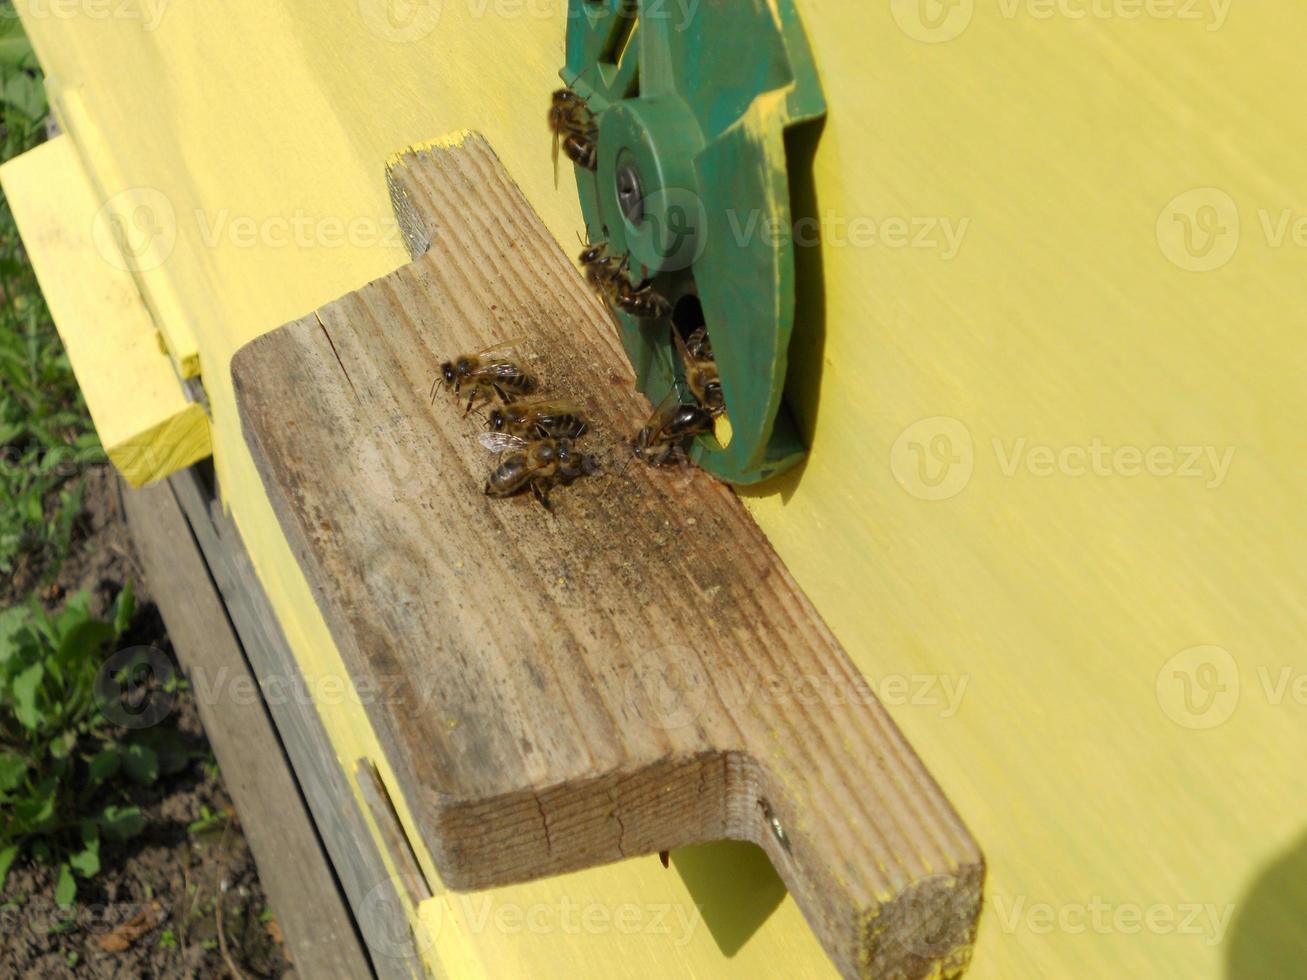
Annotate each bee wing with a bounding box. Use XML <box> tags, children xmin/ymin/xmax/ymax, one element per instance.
<box><xmin>475</xmin><ymin>338</ymin><xmax>525</xmax><ymax>358</ymax></box>
<box><xmin>671</xmin><ymin>324</ymin><xmax>692</xmax><ymax>363</ymax></box>
<box><xmin>516</xmin><ymin>398</ymin><xmax>583</xmax><ymax>415</ymax></box>
<box><xmin>552</xmin><ymin>130</ymin><xmax>561</xmax><ymax>188</ymax></box>
<box><xmin>646</xmin><ymin>387</ymin><xmax>686</xmax><ymax>431</ymax></box>
<box><xmin>479</xmin><ymin>432</ymin><xmax>529</xmax><ymax>454</ymax></box>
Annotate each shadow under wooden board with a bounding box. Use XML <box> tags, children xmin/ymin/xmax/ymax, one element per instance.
<box><xmin>232</xmin><ymin>132</ymin><xmax>984</xmax><ymax>980</ymax></box>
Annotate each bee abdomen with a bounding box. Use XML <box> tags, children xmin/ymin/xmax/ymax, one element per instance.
<box><xmin>486</xmin><ymin>454</ymin><xmax>530</xmax><ymax>497</ymax></box>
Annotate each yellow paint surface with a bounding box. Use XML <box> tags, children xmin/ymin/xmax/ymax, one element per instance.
<box><xmin>1</xmin><ymin>135</ymin><xmax>210</xmax><ymax>487</ymax></box>
<box><xmin>12</xmin><ymin>1</ymin><xmax>1307</xmax><ymax>977</ymax></box>
<box><xmin>45</xmin><ymin>80</ymin><xmax>203</xmax><ymax>378</ymax></box>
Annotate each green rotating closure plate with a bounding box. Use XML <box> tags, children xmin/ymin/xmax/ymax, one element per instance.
<box><xmin>564</xmin><ymin>0</ymin><xmax>825</xmax><ymax>485</ymax></box>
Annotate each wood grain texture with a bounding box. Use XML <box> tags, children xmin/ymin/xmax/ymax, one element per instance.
<box><xmin>169</xmin><ymin>467</ymin><xmax>426</xmax><ymax>980</ymax></box>
<box><xmin>27</xmin><ymin>5</ymin><xmax>1307</xmax><ymax>977</ymax></box>
<box><xmin>121</xmin><ymin>476</ymin><xmax>372</xmax><ymax>979</ymax></box>
<box><xmin>232</xmin><ymin>133</ymin><xmax>983</xmax><ymax>980</ymax></box>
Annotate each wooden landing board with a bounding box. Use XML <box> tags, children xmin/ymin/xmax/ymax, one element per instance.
<box><xmin>233</xmin><ymin>133</ymin><xmax>983</xmax><ymax>980</ymax></box>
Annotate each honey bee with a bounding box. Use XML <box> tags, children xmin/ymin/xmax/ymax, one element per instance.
<box><xmin>487</xmin><ymin>399</ymin><xmax>589</xmax><ymax>440</ymax></box>
<box><xmin>578</xmin><ymin>236</ymin><xmax>618</xmax><ymax>291</ymax></box>
<box><xmin>432</xmin><ymin>342</ymin><xmax>537</xmax><ymax>414</ymax></box>
<box><xmin>673</xmin><ymin>325</ymin><xmax>724</xmax><ymax>417</ymax></box>
<box><xmin>614</xmin><ymin>279</ymin><xmax>672</xmax><ymax>320</ymax></box>
<box><xmin>578</xmin><ymin>240</ymin><xmax>672</xmax><ymax>320</ymax></box>
<box><xmin>632</xmin><ymin>395</ymin><xmax>714</xmax><ymax>467</ymax></box>
<box><xmin>682</xmin><ymin>325</ymin><xmax>713</xmax><ymax>361</ymax></box>
<box><xmin>549</xmin><ymin>87</ymin><xmax>598</xmax><ymax>180</ymax></box>
<box><xmin>481</xmin><ymin>433</ymin><xmax>598</xmax><ymax>510</ymax></box>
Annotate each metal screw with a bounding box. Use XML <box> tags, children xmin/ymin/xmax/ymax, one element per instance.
<box><xmin>616</xmin><ymin>161</ymin><xmax>645</xmax><ymax>224</ymax></box>
<box><xmin>759</xmin><ymin>799</ymin><xmax>791</xmax><ymax>852</ymax></box>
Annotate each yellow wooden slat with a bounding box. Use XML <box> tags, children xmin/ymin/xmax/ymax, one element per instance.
<box><xmin>45</xmin><ymin>79</ymin><xmax>203</xmax><ymax>379</ymax></box>
<box><xmin>13</xmin><ymin>2</ymin><xmax>1306</xmax><ymax>978</ymax></box>
<box><xmin>1</xmin><ymin>135</ymin><xmax>211</xmax><ymax>487</ymax></box>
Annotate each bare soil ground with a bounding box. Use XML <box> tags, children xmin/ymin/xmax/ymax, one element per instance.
<box><xmin>0</xmin><ymin>465</ymin><xmax>293</xmax><ymax>978</ymax></box>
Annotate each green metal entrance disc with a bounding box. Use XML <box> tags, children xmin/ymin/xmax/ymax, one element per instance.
<box><xmin>564</xmin><ymin>0</ymin><xmax>825</xmax><ymax>484</ymax></box>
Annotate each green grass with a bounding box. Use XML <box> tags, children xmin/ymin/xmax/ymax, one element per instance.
<box><xmin>0</xmin><ymin>11</ymin><xmax>173</xmax><ymax>909</ymax></box>
<box><xmin>0</xmin><ymin>9</ymin><xmax>105</xmax><ymax>585</ymax></box>
<box><xmin>0</xmin><ymin>584</ymin><xmax>193</xmax><ymax>907</ymax></box>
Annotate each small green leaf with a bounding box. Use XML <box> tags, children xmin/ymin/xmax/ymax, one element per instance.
<box><xmin>54</xmin><ymin>863</ymin><xmax>76</xmax><ymax>908</ymax></box>
<box><xmin>139</xmin><ymin>730</ymin><xmax>188</xmax><ymax>777</ymax></box>
<box><xmin>99</xmin><ymin>805</ymin><xmax>145</xmax><ymax>841</ymax></box>
<box><xmin>186</xmin><ymin>805</ymin><xmax>228</xmax><ymax>836</ymax></box>
<box><xmin>11</xmin><ymin>661</ymin><xmax>43</xmax><ymax>730</ymax></box>
<box><xmin>0</xmin><ymin>752</ymin><xmax>26</xmax><ymax>792</ymax></box>
<box><xmin>122</xmin><ymin>743</ymin><xmax>159</xmax><ymax>785</ymax></box>
<box><xmin>48</xmin><ymin>730</ymin><xmax>76</xmax><ymax>760</ymax></box>
<box><xmin>0</xmin><ymin>606</ymin><xmax>28</xmax><ymax>664</ymax></box>
<box><xmin>87</xmin><ymin>748</ymin><xmax>121</xmax><ymax>784</ymax></box>
<box><xmin>0</xmin><ymin>844</ymin><xmax>19</xmax><ymax>891</ymax></box>
<box><xmin>56</xmin><ymin>619</ymin><xmax>114</xmax><ymax>667</ymax></box>
<box><xmin>14</xmin><ymin>781</ymin><xmax>56</xmax><ymax>833</ymax></box>
<box><xmin>69</xmin><ymin>824</ymin><xmax>100</xmax><ymax>879</ymax></box>
<box><xmin>112</xmin><ymin>581</ymin><xmax>135</xmax><ymax>639</ymax></box>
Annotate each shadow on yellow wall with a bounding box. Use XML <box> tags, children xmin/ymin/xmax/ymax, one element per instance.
<box><xmin>1226</xmin><ymin>830</ymin><xmax>1307</xmax><ymax>978</ymax></box>
<box><xmin>673</xmin><ymin>840</ymin><xmax>788</xmax><ymax>956</ymax></box>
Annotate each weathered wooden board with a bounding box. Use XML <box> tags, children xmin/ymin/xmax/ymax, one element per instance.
<box><xmin>169</xmin><ymin>466</ymin><xmax>426</xmax><ymax>980</ymax></box>
<box><xmin>233</xmin><ymin>133</ymin><xmax>983</xmax><ymax>980</ymax></box>
<box><xmin>121</xmin><ymin>476</ymin><xmax>372</xmax><ymax>979</ymax></box>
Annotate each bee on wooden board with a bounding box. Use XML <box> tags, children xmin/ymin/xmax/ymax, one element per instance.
<box><xmin>631</xmin><ymin>393</ymin><xmax>714</xmax><ymax>467</ymax></box>
<box><xmin>673</xmin><ymin>325</ymin><xmax>724</xmax><ymax>418</ymax></box>
<box><xmin>549</xmin><ymin>86</ymin><xmax>598</xmax><ymax>180</ymax></box>
<box><xmin>431</xmin><ymin>342</ymin><xmax>537</xmax><ymax>415</ymax></box>
<box><xmin>481</xmin><ymin>433</ymin><xmax>599</xmax><ymax>511</ymax></box>
<box><xmin>577</xmin><ymin>238</ymin><xmax>672</xmax><ymax>320</ymax></box>
<box><xmin>487</xmin><ymin>399</ymin><xmax>589</xmax><ymax>440</ymax></box>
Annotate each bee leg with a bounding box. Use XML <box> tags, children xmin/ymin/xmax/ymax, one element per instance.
<box><xmin>429</xmin><ymin>375</ymin><xmax>442</xmax><ymax>405</ymax></box>
<box><xmin>464</xmin><ymin>387</ymin><xmax>486</xmax><ymax>417</ymax></box>
<box><xmin>530</xmin><ymin>480</ymin><xmax>553</xmax><ymax>513</ymax></box>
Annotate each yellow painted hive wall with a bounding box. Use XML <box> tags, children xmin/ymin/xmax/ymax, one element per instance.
<box><xmin>14</xmin><ymin>1</ymin><xmax>1307</xmax><ymax>977</ymax></box>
